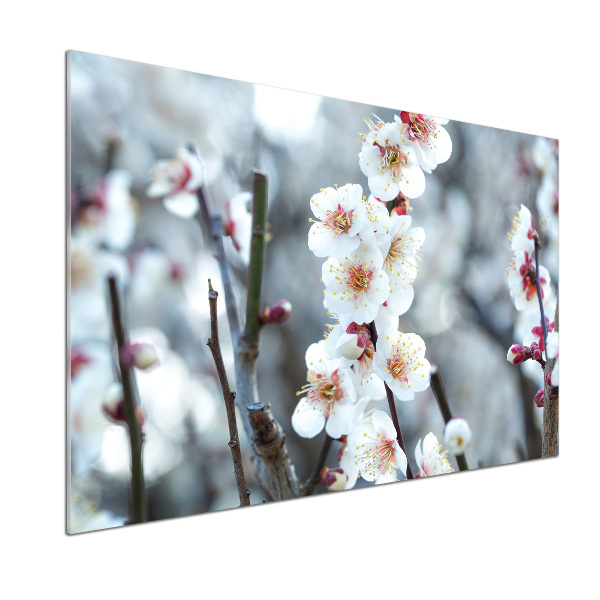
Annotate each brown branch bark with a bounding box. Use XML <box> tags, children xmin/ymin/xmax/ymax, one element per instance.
<box><xmin>191</xmin><ymin>159</ymin><xmax>301</xmax><ymax>501</ymax></box>
<box><xmin>107</xmin><ymin>275</ymin><xmax>147</xmax><ymax>524</ymax></box>
<box><xmin>247</xmin><ymin>403</ymin><xmax>300</xmax><ymax>500</ymax></box>
<box><xmin>207</xmin><ymin>280</ymin><xmax>251</xmax><ymax>507</ymax></box>
<box><xmin>542</xmin><ymin>292</ymin><xmax>559</xmax><ymax>457</ymax></box>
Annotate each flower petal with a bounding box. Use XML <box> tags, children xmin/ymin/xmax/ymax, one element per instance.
<box><xmin>163</xmin><ymin>193</ymin><xmax>200</xmax><ymax>219</ymax></box>
<box><xmin>371</xmin><ymin>409</ymin><xmax>396</xmax><ymax>440</ymax></box>
<box><xmin>291</xmin><ymin>398</ymin><xmax>326</xmax><ymax>439</ymax></box>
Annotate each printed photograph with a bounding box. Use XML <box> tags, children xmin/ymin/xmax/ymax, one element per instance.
<box><xmin>67</xmin><ymin>50</ymin><xmax>559</xmax><ymax>534</ymax></box>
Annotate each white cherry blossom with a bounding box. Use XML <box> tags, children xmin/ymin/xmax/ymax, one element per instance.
<box><xmin>380</xmin><ymin>213</ymin><xmax>425</xmax><ymax>316</ymax></box>
<box><xmin>360</xmin><ymin>194</ymin><xmax>392</xmax><ymax>241</ymax></box>
<box><xmin>372</xmin><ymin>330</ymin><xmax>431</xmax><ymax>400</ymax></box>
<box><xmin>397</xmin><ymin>112</ymin><xmax>452</xmax><ymax>174</ymax></box>
<box><xmin>520</xmin><ymin>311</ymin><xmax>555</xmax><ymax>352</ymax></box>
<box><xmin>322</xmin><ymin>241</ymin><xmax>389</xmax><ymax>323</ymax></box>
<box><xmin>507</xmin><ymin>251</ymin><xmax>552</xmax><ymax>312</ymax></box>
<box><xmin>338</xmin><ymin>397</ymin><xmax>371</xmax><ymax>490</ymax></box>
<box><xmin>77</xmin><ymin>170</ymin><xmax>136</xmax><ymax>251</ymax></box>
<box><xmin>351</xmin><ymin>409</ymin><xmax>407</xmax><ymax>484</ymax></box>
<box><xmin>359</xmin><ymin>117</ymin><xmax>425</xmax><ymax>201</ymax></box>
<box><xmin>224</xmin><ymin>192</ymin><xmax>252</xmax><ymax>263</ymax></box>
<box><xmin>537</xmin><ymin>173</ymin><xmax>559</xmax><ymax>240</ymax></box>
<box><xmin>147</xmin><ymin>147</ymin><xmax>205</xmax><ymax>218</ymax></box>
<box><xmin>532</xmin><ymin>136</ymin><xmax>558</xmax><ymax>179</ymax></box>
<box><xmin>292</xmin><ymin>341</ymin><xmax>357</xmax><ymax>439</ymax></box>
<box><xmin>415</xmin><ymin>433</ymin><xmax>454</xmax><ymax>477</ymax></box>
<box><xmin>322</xmin><ymin>315</ymin><xmax>387</xmax><ymax>401</ymax></box>
<box><xmin>308</xmin><ymin>184</ymin><xmax>370</xmax><ymax>258</ymax></box>
<box><xmin>508</xmin><ymin>204</ymin><xmax>536</xmax><ymax>257</ymax></box>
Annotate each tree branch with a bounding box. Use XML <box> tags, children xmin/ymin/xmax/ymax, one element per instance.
<box><xmin>195</xmin><ymin>187</ymin><xmax>241</xmax><ymax>347</ymax></box>
<box><xmin>107</xmin><ymin>275</ymin><xmax>147</xmax><ymax>524</ymax></box>
<box><xmin>246</xmin><ymin>403</ymin><xmax>300</xmax><ymax>500</ymax></box>
<box><xmin>191</xmin><ymin>160</ymin><xmax>301</xmax><ymax>501</ymax></box>
<box><xmin>243</xmin><ymin>171</ymin><xmax>268</xmax><ymax>347</ymax></box>
<box><xmin>207</xmin><ymin>280</ymin><xmax>251</xmax><ymax>507</ymax></box>
<box><xmin>430</xmin><ymin>365</ymin><xmax>469</xmax><ymax>471</ymax></box>
<box><xmin>542</xmin><ymin>292</ymin><xmax>559</xmax><ymax>457</ymax></box>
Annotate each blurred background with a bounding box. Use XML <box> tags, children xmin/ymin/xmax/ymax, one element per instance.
<box><xmin>68</xmin><ymin>51</ymin><xmax>558</xmax><ymax>534</ymax></box>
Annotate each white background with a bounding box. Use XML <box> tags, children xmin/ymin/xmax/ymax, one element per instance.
<box><xmin>1</xmin><ymin>1</ymin><xmax>597</xmax><ymax>597</ymax></box>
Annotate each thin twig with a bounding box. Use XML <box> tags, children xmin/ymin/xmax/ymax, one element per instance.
<box><xmin>107</xmin><ymin>275</ymin><xmax>147</xmax><ymax>524</ymax></box>
<box><xmin>195</xmin><ymin>187</ymin><xmax>241</xmax><ymax>346</ymax></box>
<box><xmin>430</xmin><ymin>365</ymin><xmax>469</xmax><ymax>471</ymax></box>
<box><xmin>534</xmin><ymin>240</ymin><xmax>549</xmax><ymax>361</ymax></box>
<box><xmin>369</xmin><ymin>320</ymin><xmax>413</xmax><ymax>479</ymax></box>
<box><xmin>207</xmin><ymin>279</ymin><xmax>251</xmax><ymax>507</ymax></box>
<box><xmin>304</xmin><ymin>434</ymin><xmax>333</xmax><ymax>496</ymax></box>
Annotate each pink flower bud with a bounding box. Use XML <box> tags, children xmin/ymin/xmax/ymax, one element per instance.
<box><xmin>507</xmin><ymin>344</ymin><xmax>530</xmax><ymax>365</ymax></box>
<box><xmin>261</xmin><ymin>300</ymin><xmax>292</xmax><ymax>325</ymax></box>
<box><xmin>71</xmin><ymin>347</ymin><xmax>91</xmax><ymax>379</ymax></box>
<box><xmin>169</xmin><ymin>260</ymin><xmax>186</xmax><ymax>281</ymax></box>
<box><xmin>102</xmin><ymin>382</ymin><xmax>125</xmax><ymax>422</ymax></box>
<box><xmin>534</xmin><ymin>389</ymin><xmax>544</xmax><ymax>408</ymax></box>
<box><xmin>318</xmin><ymin>467</ymin><xmax>347</xmax><ymax>491</ymax></box>
<box><xmin>546</xmin><ymin>372</ymin><xmax>552</xmax><ymax>386</ymax></box>
<box><xmin>530</xmin><ymin>342</ymin><xmax>542</xmax><ymax>361</ymax></box>
<box><xmin>120</xmin><ymin>342</ymin><xmax>159</xmax><ymax>370</ymax></box>
<box><xmin>102</xmin><ymin>383</ymin><xmax>146</xmax><ymax>426</ymax></box>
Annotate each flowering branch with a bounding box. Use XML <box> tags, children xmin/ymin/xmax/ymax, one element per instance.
<box><xmin>207</xmin><ymin>279</ymin><xmax>251</xmax><ymax>507</ymax></box>
<box><xmin>107</xmin><ymin>275</ymin><xmax>147</xmax><ymax>524</ymax></box>
<box><xmin>542</xmin><ymin>293</ymin><xmax>559</xmax><ymax>457</ymax></box>
<box><xmin>430</xmin><ymin>365</ymin><xmax>469</xmax><ymax>472</ymax></box>
<box><xmin>304</xmin><ymin>433</ymin><xmax>333</xmax><ymax>496</ymax></box>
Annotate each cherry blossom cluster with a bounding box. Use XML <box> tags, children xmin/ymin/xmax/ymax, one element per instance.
<box><xmin>505</xmin><ymin>197</ymin><xmax>558</xmax><ymax>404</ymax></box>
<box><xmin>293</xmin><ymin>112</ymin><xmax>465</xmax><ymax>490</ymax></box>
